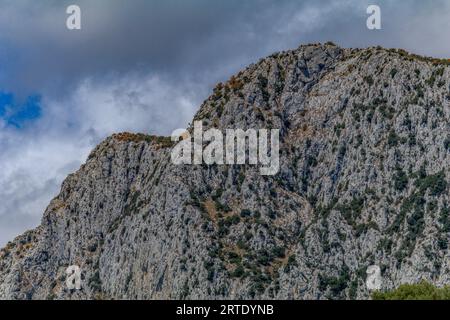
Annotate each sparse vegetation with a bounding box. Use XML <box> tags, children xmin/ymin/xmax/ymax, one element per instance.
<box><xmin>113</xmin><ymin>132</ymin><xmax>174</xmax><ymax>148</ymax></box>
<box><xmin>373</xmin><ymin>281</ymin><xmax>450</xmax><ymax>300</ymax></box>
<box><xmin>394</xmin><ymin>168</ymin><xmax>409</xmax><ymax>192</ymax></box>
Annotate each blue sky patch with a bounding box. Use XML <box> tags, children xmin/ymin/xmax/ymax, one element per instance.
<box><xmin>0</xmin><ymin>92</ymin><xmax>42</xmax><ymax>127</ymax></box>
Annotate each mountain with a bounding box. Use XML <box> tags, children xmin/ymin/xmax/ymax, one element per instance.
<box><xmin>2</xmin><ymin>43</ymin><xmax>450</xmax><ymax>300</ymax></box>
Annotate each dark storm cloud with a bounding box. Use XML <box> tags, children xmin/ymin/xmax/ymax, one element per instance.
<box><xmin>1</xmin><ymin>0</ymin><xmax>449</xmax><ymax>97</ymax></box>
<box><xmin>0</xmin><ymin>0</ymin><xmax>301</xmax><ymax>95</ymax></box>
<box><xmin>2</xmin><ymin>0</ymin><xmax>450</xmax><ymax>96</ymax></box>
<box><xmin>0</xmin><ymin>0</ymin><xmax>293</xmax><ymax>95</ymax></box>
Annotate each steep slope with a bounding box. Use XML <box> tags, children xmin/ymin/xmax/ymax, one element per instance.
<box><xmin>2</xmin><ymin>43</ymin><xmax>450</xmax><ymax>300</ymax></box>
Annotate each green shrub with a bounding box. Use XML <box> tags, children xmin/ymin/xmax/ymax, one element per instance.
<box><xmin>224</xmin><ymin>215</ymin><xmax>241</xmax><ymax>226</ymax></box>
<box><xmin>256</xmin><ymin>249</ymin><xmax>271</xmax><ymax>266</ymax></box>
<box><xmin>216</xmin><ymin>201</ymin><xmax>231</xmax><ymax>213</ymax></box>
<box><xmin>390</xmin><ymin>68</ymin><xmax>398</xmax><ymax>78</ymax></box>
<box><xmin>204</xmin><ymin>260</ymin><xmax>215</xmax><ymax>282</ymax></box>
<box><xmin>440</xmin><ymin>206</ymin><xmax>450</xmax><ymax>230</ymax></box>
<box><xmin>394</xmin><ymin>168</ymin><xmax>409</xmax><ymax>191</ymax></box>
<box><xmin>319</xmin><ymin>265</ymin><xmax>350</xmax><ymax>297</ymax></box>
<box><xmin>379</xmin><ymin>105</ymin><xmax>396</xmax><ymax>120</ymax></box>
<box><xmin>240</xmin><ymin>209</ymin><xmax>252</xmax><ymax>218</ymax></box>
<box><xmin>89</xmin><ymin>270</ymin><xmax>102</xmax><ymax>292</ymax></box>
<box><xmin>231</xmin><ymin>265</ymin><xmax>245</xmax><ymax>278</ymax></box>
<box><xmin>364</xmin><ymin>76</ymin><xmax>374</xmax><ymax>86</ymax></box>
<box><xmin>415</xmin><ymin>170</ymin><xmax>447</xmax><ymax>196</ymax></box>
<box><xmin>257</xmin><ymin>74</ymin><xmax>270</xmax><ymax>102</ymax></box>
<box><xmin>444</xmin><ymin>137</ymin><xmax>450</xmax><ymax>151</ymax></box>
<box><xmin>372</xmin><ymin>281</ymin><xmax>450</xmax><ymax>300</ymax></box>
<box><xmin>271</xmin><ymin>246</ymin><xmax>286</xmax><ymax>259</ymax></box>
<box><xmin>228</xmin><ymin>251</ymin><xmax>241</xmax><ymax>264</ymax></box>
<box><xmin>218</xmin><ymin>220</ymin><xmax>229</xmax><ymax>236</ymax></box>
<box><xmin>337</xmin><ymin>196</ymin><xmax>365</xmax><ymax>226</ymax></box>
<box><xmin>387</xmin><ymin>130</ymin><xmax>400</xmax><ymax>147</ymax></box>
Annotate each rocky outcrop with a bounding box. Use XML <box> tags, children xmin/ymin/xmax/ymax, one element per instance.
<box><xmin>2</xmin><ymin>43</ymin><xmax>450</xmax><ymax>300</ymax></box>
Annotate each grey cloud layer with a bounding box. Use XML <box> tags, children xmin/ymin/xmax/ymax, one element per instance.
<box><xmin>1</xmin><ymin>0</ymin><xmax>450</xmax><ymax>245</ymax></box>
<box><xmin>3</xmin><ymin>0</ymin><xmax>448</xmax><ymax>96</ymax></box>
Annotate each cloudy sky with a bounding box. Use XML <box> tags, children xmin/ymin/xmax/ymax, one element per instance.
<box><xmin>1</xmin><ymin>0</ymin><xmax>450</xmax><ymax>246</ymax></box>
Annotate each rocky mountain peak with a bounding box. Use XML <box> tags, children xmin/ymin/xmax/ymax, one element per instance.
<box><xmin>2</xmin><ymin>43</ymin><xmax>450</xmax><ymax>300</ymax></box>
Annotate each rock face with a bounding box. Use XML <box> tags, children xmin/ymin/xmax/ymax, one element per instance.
<box><xmin>2</xmin><ymin>43</ymin><xmax>450</xmax><ymax>300</ymax></box>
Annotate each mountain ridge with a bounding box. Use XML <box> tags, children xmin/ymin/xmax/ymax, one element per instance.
<box><xmin>2</xmin><ymin>43</ymin><xmax>450</xmax><ymax>300</ymax></box>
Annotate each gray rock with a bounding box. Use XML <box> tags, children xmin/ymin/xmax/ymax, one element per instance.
<box><xmin>2</xmin><ymin>43</ymin><xmax>450</xmax><ymax>300</ymax></box>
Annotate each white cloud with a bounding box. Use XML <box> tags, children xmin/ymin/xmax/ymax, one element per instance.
<box><xmin>66</xmin><ymin>74</ymin><xmax>201</xmax><ymax>135</ymax></box>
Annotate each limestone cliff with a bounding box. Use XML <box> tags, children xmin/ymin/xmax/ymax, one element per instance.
<box><xmin>2</xmin><ymin>43</ymin><xmax>450</xmax><ymax>300</ymax></box>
